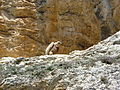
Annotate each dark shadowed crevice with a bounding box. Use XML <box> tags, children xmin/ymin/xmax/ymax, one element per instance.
<box><xmin>93</xmin><ymin>0</ymin><xmax>119</xmax><ymax>40</ymax></box>
<box><xmin>95</xmin><ymin>8</ymin><xmax>104</xmax><ymax>20</ymax></box>
<box><xmin>101</xmin><ymin>26</ymin><xmax>111</xmax><ymax>40</ymax></box>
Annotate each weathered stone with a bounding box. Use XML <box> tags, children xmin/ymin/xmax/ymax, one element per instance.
<box><xmin>0</xmin><ymin>31</ymin><xmax>120</xmax><ymax>90</ymax></box>
<box><xmin>0</xmin><ymin>24</ymin><xmax>7</xmax><ymax>30</ymax></box>
<box><xmin>0</xmin><ymin>0</ymin><xmax>120</xmax><ymax>57</ymax></box>
<box><xmin>11</xmin><ymin>7</ymin><xmax>37</xmax><ymax>18</ymax></box>
<box><xmin>0</xmin><ymin>34</ymin><xmax>41</xmax><ymax>57</ymax></box>
<box><xmin>0</xmin><ymin>16</ymin><xmax>4</xmax><ymax>23</ymax></box>
<box><xmin>113</xmin><ymin>6</ymin><xmax>120</xmax><ymax>29</ymax></box>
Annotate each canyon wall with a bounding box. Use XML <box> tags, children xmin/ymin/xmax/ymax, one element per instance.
<box><xmin>0</xmin><ymin>0</ymin><xmax>119</xmax><ymax>57</ymax></box>
<box><xmin>0</xmin><ymin>31</ymin><xmax>120</xmax><ymax>90</ymax></box>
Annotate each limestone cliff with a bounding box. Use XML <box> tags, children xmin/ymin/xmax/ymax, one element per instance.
<box><xmin>0</xmin><ymin>0</ymin><xmax>120</xmax><ymax>57</ymax></box>
<box><xmin>0</xmin><ymin>31</ymin><xmax>120</xmax><ymax>90</ymax></box>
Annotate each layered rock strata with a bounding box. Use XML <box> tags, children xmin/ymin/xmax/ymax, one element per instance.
<box><xmin>0</xmin><ymin>0</ymin><xmax>120</xmax><ymax>57</ymax></box>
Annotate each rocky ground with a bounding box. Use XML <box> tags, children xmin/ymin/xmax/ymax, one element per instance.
<box><xmin>0</xmin><ymin>31</ymin><xmax>120</xmax><ymax>90</ymax></box>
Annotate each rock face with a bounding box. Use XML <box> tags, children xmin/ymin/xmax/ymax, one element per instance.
<box><xmin>0</xmin><ymin>0</ymin><xmax>120</xmax><ymax>57</ymax></box>
<box><xmin>0</xmin><ymin>31</ymin><xmax>120</xmax><ymax>90</ymax></box>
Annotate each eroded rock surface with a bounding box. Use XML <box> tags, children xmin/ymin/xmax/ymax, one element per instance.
<box><xmin>0</xmin><ymin>31</ymin><xmax>120</xmax><ymax>90</ymax></box>
<box><xmin>0</xmin><ymin>0</ymin><xmax>120</xmax><ymax>57</ymax></box>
